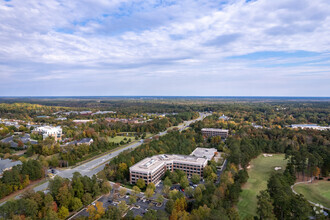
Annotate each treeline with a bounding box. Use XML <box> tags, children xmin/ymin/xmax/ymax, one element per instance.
<box><xmin>257</xmin><ymin>166</ymin><xmax>311</xmax><ymax>219</ymax></box>
<box><xmin>225</xmin><ymin>126</ymin><xmax>330</xmax><ymax>177</ymax></box>
<box><xmin>0</xmin><ymin>160</ymin><xmax>43</xmax><ymax>199</ymax></box>
<box><xmin>59</xmin><ymin>139</ymin><xmax>117</xmax><ymax>166</ymax></box>
<box><xmin>101</xmin><ymin>131</ymin><xmax>198</xmax><ymax>184</ymax></box>
<box><xmin>0</xmin><ymin>173</ymin><xmax>111</xmax><ymax>219</ymax></box>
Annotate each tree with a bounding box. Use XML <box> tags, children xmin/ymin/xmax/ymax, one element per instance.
<box><xmin>118</xmin><ymin>200</ymin><xmax>127</xmax><ymax>216</ymax></box>
<box><xmin>132</xmin><ymin>186</ymin><xmax>141</xmax><ymax>195</ymax></box>
<box><xmin>136</xmin><ymin>178</ymin><xmax>146</xmax><ymax>189</ymax></box>
<box><xmin>162</xmin><ymin>185</ymin><xmax>170</xmax><ymax>196</ymax></box>
<box><xmin>82</xmin><ymin>193</ymin><xmax>93</xmax><ymax>205</ymax></box>
<box><xmin>95</xmin><ymin>201</ymin><xmax>105</xmax><ymax>219</ymax></box>
<box><xmin>164</xmin><ymin>176</ymin><xmax>172</xmax><ymax>187</ymax></box>
<box><xmin>119</xmin><ymin>187</ymin><xmax>127</xmax><ymax>197</ymax></box>
<box><xmin>257</xmin><ymin>190</ymin><xmax>276</xmax><ymax>220</ymax></box>
<box><xmin>156</xmin><ymin>194</ymin><xmax>164</xmax><ymax>204</ymax></box>
<box><xmin>185</xmin><ymin>187</ymin><xmax>193</xmax><ymax>198</ymax></box>
<box><xmin>70</xmin><ymin>197</ymin><xmax>83</xmax><ymax>211</ymax></box>
<box><xmin>194</xmin><ymin>187</ymin><xmax>203</xmax><ymax>203</ymax></box>
<box><xmin>101</xmin><ymin>181</ymin><xmax>112</xmax><ymax>194</ymax></box>
<box><xmin>145</xmin><ymin>188</ymin><xmax>154</xmax><ymax>199</ymax></box>
<box><xmin>191</xmin><ymin>205</ymin><xmax>211</xmax><ymax>219</ymax></box>
<box><xmin>129</xmin><ymin>194</ymin><xmax>137</xmax><ymax>204</ymax></box>
<box><xmin>56</xmin><ymin>185</ymin><xmax>71</xmax><ymax>208</ymax></box>
<box><xmin>58</xmin><ymin>206</ymin><xmax>69</xmax><ymax>219</ymax></box>
<box><xmin>87</xmin><ymin>205</ymin><xmax>97</xmax><ymax>220</ymax></box>
<box><xmin>147</xmin><ymin>182</ymin><xmax>156</xmax><ymax>191</ymax></box>
<box><xmin>191</xmin><ymin>174</ymin><xmax>201</xmax><ymax>184</ymax></box>
<box><xmin>180</xmin><ymin>176</ymin><xmax>189</xmax><ymax>189</ymax></box>
<box><xmin>165</xmin><ymin>199</ymin><xmax>175</xmax><ymax>214</ymax></box>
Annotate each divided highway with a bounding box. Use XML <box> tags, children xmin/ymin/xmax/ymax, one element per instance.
<box><xmin>33</xmin><ymin>113</ymin><xmax>209</xmax><ymax>193</ymax></box>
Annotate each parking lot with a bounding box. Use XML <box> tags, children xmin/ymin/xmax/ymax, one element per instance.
<box><xmin>74</xmin><ymin>188</ymin><xmax>166</xmax><ymax>218</ymax></box>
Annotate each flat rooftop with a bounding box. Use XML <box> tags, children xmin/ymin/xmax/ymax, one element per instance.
<box><xmin>190</xmin><ymin>147</ymin><xmax>217</xmax><ymax>160</ymax></box>
<box><xmin>201</xmin><ymin>128</ymin><xmax>228</xmax><ymax>132</ymax></box>
<box><xmin>130</xmin><ymin>154</ymin><xmax>208</xmax><ymax>174</ymax></box>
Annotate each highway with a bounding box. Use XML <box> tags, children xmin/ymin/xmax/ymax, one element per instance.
<box><xmin>33</xmin><ymin>112</ymin><xmax>210</xmax><ymax>192</ymax></box>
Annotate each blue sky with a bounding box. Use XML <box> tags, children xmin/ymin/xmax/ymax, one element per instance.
<box><xmin>0</xmin><ymin>0</ymin><xmax>329</xmax><ymax>96</ymax></box>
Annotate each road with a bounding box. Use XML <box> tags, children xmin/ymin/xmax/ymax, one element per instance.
<box><xmin>34</xmin><ymin>112</ymin><xmax>210</xmax><ymax>192</ymax></box>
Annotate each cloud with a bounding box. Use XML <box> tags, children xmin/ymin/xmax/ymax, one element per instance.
<box><xmin>0</xmin><ymin>0</ymin><xmax>329</xmax><ymax>96</ymax></box>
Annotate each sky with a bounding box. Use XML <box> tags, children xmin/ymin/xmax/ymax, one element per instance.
<box><xmin>0</xmin><ymin>0</ymin><xmax>330</xmax><ymax>96</ymax></box>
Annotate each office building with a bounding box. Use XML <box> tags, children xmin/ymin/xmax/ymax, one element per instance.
<box><xmin>33</xmin><ymin>126</ymin><xmax>62</xmax><ymax>141</ymax></box>
<box><xmin>201</xmin><ymin>128</ymin><xmax>229</xmax><ymax>138</ymax></box>
<box><xmin>129</xmin><ymin>148</ymin><xmax>218</xmax><ymax>185</ymax></box>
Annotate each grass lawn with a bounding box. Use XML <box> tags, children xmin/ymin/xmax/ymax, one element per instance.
<box><xmin>294</xmin><ymin>181</ymin><xmax>330</xmax><ymax>208</ymax></box>
<box><xmin>107</xmin><ymin>136</ymin><xmax>133</xmax><ymax>143</ymax></box>
<box><xmin>237</xmin><ymin>154</ymin><xmax>287</xmax><ymax>219</ymax></box>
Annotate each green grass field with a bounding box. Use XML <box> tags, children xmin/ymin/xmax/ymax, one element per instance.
<box><xmin>294</xmin><ymin>181</ymin><xmax>330</xmax><ymax>208</ymax></box>
<box><xmin>237</xmin><ymin>154</ymin><xmax>287</xmax><ymax>219</ymax></box>
<box><xmin>107</xmin><ymin>136</ymin><xmax>132</xmax><ymax>143</ymax></box>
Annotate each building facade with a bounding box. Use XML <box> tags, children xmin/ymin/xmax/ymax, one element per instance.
<box><xmin>201</xmin><ymin>128</ymin><xmax>229</xmax><ymax>138</ymax></box>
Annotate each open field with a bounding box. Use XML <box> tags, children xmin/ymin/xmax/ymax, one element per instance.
<box><xmin>294</xmin><ymin>181</ymin><xmax>330</xmax><ymax>208</ymax></box>
<box><xmin>107</xmin><ymin>135</ymin><xmax>131</xmax><ymax>143</ymax></box>
<box><xmin>237</xmin><ymin>154</ymin><xmax>287</xmax><ymax>219</ymax></box>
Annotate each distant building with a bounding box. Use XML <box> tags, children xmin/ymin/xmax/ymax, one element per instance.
<box><xmin>291</xmin><ymin>124</ymin><xmax>330</xmax><ymax>131</ymax></box>
<box><xmin>72</xmin><ymin>119</ymin><xmax>94</xmax><ymax>124</ymax></box>
<box><xmin>63</xmin><ymin>111</ymin><xmax>79</xmax><ymax>115</ymax></box>
<box><xmin>92</xmin><ymin>111</ymin><xmax>116</xmax><ymax>115</ymax></box>
<box><xmin>201</xmin><ymin>128</ymin><xmax>229</xmax><ymax>138</ymax></box>
<box><xmin>65</xmin><ymin>138</ymin><xmax>94</xmax><ymax>146</ymax></box>
<box><xmin>79</xmin><ymin>111</ymin><xmax>93</xmax><ymax>115</ymax></box>
<box><xmin>0</xmin><ymin>159</ymin><xmax>22</xmax><ymax>175</ymax></box>
<box><xmin>219</xmin><ymin>114</ymin><xmax>230</xmax><ymax>121</ymax></box>
<box><xmin>33</xmin><ymin>126</ymin><xmax>62</xmax><ymax>141</ymax></box>
<box><xmin>36</xmin><ymin>116</ymin><xmax>50</xmax><ymax>119</ymax></box>
<box><xmin>56</xmin><ymin>117</ymin><xmax>67</xmax><ymax>121</ymax></box>
<box><xmin>252</xmin><ymin>123</ymin><xmax>263</xmax><ymax>129</ymax></box>
<box><xmin>129</xmin><ymin>148</ymin><xmax>219</xmax><ymax>185</ymax></box>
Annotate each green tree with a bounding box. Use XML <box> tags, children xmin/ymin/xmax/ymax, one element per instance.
<box><xmin>191</xmin><ymin>174</ymin><xmax>201</xmax><ymax>184</ymax></box>
<box><xmin>164</xmin><ymin>176</ymin><xmax>172</xmax><ymax>187</ymax></box>
<box><xmin>58</xmin><ymin>206</ymin><xmax>69</xmax><ymax>219</ymax></box>
<box><xmin>136</xmin><ymin>178</ymin><xmax>146</xmax><ymax>189</ymax></box>
<box><xmin>119</xmin><ymin>187</ymin><xmax>127</xmax><ymax>197</ymax></box>
<box><xmin>145</xmin><ymin>188</ymin><xmax>154</xmax><ymax>199</ymax></box>
<box><xmin>257</xmin><ymin>190</ymin><xmax>276</xmax><ymax>220</ymax></box>
<box><xmin>180</xmin><ymin>176</ymin><xmax>189</xmax><ymax>189</ymax></box>
<box><xmin>129</xmin><ymin>194</ymin><xmax>137</xmax><ymax>204</ymax></box>
<box><xmin>156</xmin><ymin>194</ymin><xmax>164</xmax><ymax>204</ymax></box>
<box><xmin>70</xmin><ymin>197</ymin><xmax>83</xmax><ymax>211</ymax></box>
<box><xmin>132</xmin><ymin>186</ymin><xmax>141</xmax><ymax>195</ymax></box>
<box><xmin>118</xmin><ymin>200</ymin><xmax>127</xmax><ymax>216</ymax></box>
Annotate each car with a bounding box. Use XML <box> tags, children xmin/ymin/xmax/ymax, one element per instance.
<box><xmin>92</xmin><ymin>202</ymin><xmax>96</xmax><ymax>206</ymax></box>
<box><xmin>108</xmin><ymin>199</ymin><xmax>112</xmax><ymax>203</ymax></box>
<box><xmin>125</xmin><ymin>195</ymin><xmax>129</xmax><ymax>198</ymax></box>
<box><xmin>193</xmin><ymin>184</ymin><xmax>197</xmax><ymax>187</ymax></box>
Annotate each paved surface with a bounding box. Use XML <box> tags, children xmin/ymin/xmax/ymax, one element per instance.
<box><xmin>34</xmin><ymin>112</ymin><xmax>210</xmax><ymax>193</ymax></box>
